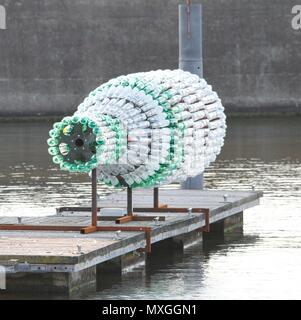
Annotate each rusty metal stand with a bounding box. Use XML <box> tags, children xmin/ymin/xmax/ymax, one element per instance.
<box><xmin>80</xmin><ymin>168</ymin><xmax>98</xmax><ymax>234</ymax></box>
<box><xmin>154</xmin><ymin>187</ymin><xmax>159</xmax><ymax>208</ymax></box>
<box><xmin>0</xmin><ymin>169</ymin><xmax>151</xmax><ymax>253</ymax></box>
<box><xmin>0</xmin><ymin>169</ymin><xmax>211</xmax><ymax>254</ymax></box>
<box><xmin>153</xmin><ymin>187</ymin><xmax>168</xmax><ymax>209</ymax></box>
<box><xmin>115</xmin><ymin>187</ymin><xmax>168</xmax><ymax>224</ymax></box>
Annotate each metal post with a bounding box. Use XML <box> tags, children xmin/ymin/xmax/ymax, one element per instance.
<box><xmin>153</xmin><ymin>187</ymin><xmax>159</xmax><ymax>208</ymax></box>
<box><xmin>91</xmin><ymin>168</ymin><xmax>98</xmax><ymax>226</ymax></box>
<box><xmin>127</xmin><ymin>187</ymin><xmax>133</xmax><ymax>216</ymax></box>
<box><xmin>179</xmin><ymin>2</ymin><xmax>204</xmax><ymax>190</ymax></box>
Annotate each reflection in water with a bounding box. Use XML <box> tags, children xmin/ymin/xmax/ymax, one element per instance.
<box><xmin>0</xmin><ymin>117</ymin><xmax>301</xmax><ymax>299</ymax></box>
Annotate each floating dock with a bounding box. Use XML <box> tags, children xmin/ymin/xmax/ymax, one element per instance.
<box><xmin>0</xmin><ymin>189</ymin><xmax>262</xmax><ymax>296</ymax></box>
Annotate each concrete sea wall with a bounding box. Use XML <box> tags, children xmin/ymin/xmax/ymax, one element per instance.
<box><xmin>0</xmin><ymin>0</ymin><xmax>300</xmax><ymax>117</ymax></box>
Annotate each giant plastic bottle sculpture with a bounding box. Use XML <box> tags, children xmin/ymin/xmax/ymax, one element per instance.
<box><xmin>48</xmin><ymin>69</ymin><xmax>226</xmax><ymax>188</ymax></box>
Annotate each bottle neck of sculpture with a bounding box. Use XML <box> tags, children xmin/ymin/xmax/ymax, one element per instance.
<box><xmin>47</xmin><ymin>114</ymin><xmax>126</xmax><ymax>173</ymax></box>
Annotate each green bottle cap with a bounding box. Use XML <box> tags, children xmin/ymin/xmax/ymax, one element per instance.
<box><xmin>48</xmin><ymin>147</ymin><xmax>59</xmax><ymax>156</ymax></box>
<box><xmin>47</xmin><ymin>138</ymin><xmax>58</xmax><ymax>147</ymax></box>
<box><xmin>52</xmin><ymin>155</ymin><xmax>63</xmax><ymax>164</ymax></box>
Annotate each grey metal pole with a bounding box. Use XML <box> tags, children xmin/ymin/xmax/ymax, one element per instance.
<box><xmin>91</xmin><ymin>168</ymin><xmax>98</xmax><ymax>226</ymax></box>
<box><xmin>179</xmin><ymin>3</ymin><xmax>204</xmax><ymax>190</ymax></box>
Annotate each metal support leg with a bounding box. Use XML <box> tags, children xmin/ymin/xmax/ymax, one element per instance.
<box><xmin>81</xmin><ymin>168</ymin><xmax>98</xmax><ymax>234</ymax></box>
<box><xmin>92</xmin><ymin>168</ymin><xmax>98</xmax><ymax>226</ymax></box>
<box><xmin>153</xmin><ymin>187</ymin><xmax>168</xmax><ymax>209</ymax></box>
<box><xmin>115</xmin><ymin>187</ymin><xmax>134</xmax><ymax>224</ymax></box>
<box><xmin>153</xmin><ymin>187</ymin><xmax>159</xmax><ymax>208</ymax></box>
<box><xmin>127</xmin><ymin>187</ymin><xmax>133</xmax><ymax>216</ymax></box>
